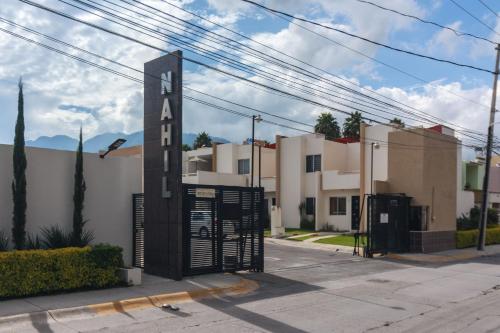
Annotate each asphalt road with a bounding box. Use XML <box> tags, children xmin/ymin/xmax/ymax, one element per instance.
<box><xmin>10</xmin><ymin>242</ymin><xmax>500</xmax><ymax>333</ymax></box>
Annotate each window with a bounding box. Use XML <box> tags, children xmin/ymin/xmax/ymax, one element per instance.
<box><xmin>271</xmin><ymin>197</ymin><xmax>276</xmax><ymax>206</ymax></box>
<box><xmin>305</xmin><ymin>197</ymin><xmax>315</xmax><ymax>215</ymax></box>
<box><xmin>306</xmin><ymin>154</ymin><xmax>321</xmax><ymax>173</ymax></box>
<box><xmin>238</xmin><ymin>159</ymin><xmax>250</xmax><ymax>174</ymax></box>
<box><xmin>330</xmin><ymin>197</ymin><xmax>347</xmax><ymax>215</ymax></box>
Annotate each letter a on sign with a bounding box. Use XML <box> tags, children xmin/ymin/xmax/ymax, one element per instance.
<box><xmin>161</xmin><ymin>98</ymin><xmax>173</xmax><ymax>121</ymax></box>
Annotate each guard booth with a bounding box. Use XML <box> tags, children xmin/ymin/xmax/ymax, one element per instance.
<box><xmin>366</xmin><ymin>194</ymin><xmax>411</xmax><ymax>257</ymax></box>
<box><xmin>183</xmin><ymin>184</ymin><xmax>264</xmax><ymax>275</ymax></box>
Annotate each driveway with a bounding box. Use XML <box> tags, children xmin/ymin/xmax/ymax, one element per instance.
<box><xmin>5</xmin><ymin>243</ymin><xmax>500</xmax><ymax>333</ymax></box>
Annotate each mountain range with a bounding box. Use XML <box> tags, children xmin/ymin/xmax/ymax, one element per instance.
<box><xmin>26</xmin><ymin>131</ymin><xmax>229</xmax><ymax>153</ymax></box>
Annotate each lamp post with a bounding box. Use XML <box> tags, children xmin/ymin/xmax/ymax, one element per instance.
<box><xmin>99</xmin><ymin>138</ymin><xmax>127</xmax><ymax>159</ymax></box>
<box><xmin>251</xmin><ymin>115</ymin><xmax>262</xmax><ymax>188</ymax></box>
<box><xmin>370</xmin><ymin>142</ymin><xmax>380</xmax><ymax>195</ymax></box>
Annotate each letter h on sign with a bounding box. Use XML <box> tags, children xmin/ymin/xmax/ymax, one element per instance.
<box><xmin>161</xmin><ymin>71</ymin><xmax>173</xmax><ymax>198</ymax></box>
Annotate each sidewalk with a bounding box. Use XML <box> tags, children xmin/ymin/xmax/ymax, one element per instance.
<box><xmin>266</xmin><ymin>237</ymin><xmax>357</xmax><ymax>254</ymax></box>
<box><xmin>385</xmin><ymin>244</ymin><xmax>500</xmax><ymax>264</ymax></box>
<box><xmin>0</xmin><ymin>272</ymin><xmax>257</xmax><ymax>322</ymax></box>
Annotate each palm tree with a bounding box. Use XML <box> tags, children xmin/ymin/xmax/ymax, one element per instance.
<box><xmin>193</xmin><ymin>132</ymin><xmax>212</xmax><ymax>149</ymax></box>
<box><xmin>314</xmin><ymin>113</ymin><xmax>340</xmax><ymax>140</ymax></box>
<box><xmin>342</xmin><ymin>111</ymin><xmax>363</xmax><ymax>139</ymax></box>
<box><xmin>390</xmin><ymin>117</ymin><xmax>405</xmax><ymax>128</ymax></box>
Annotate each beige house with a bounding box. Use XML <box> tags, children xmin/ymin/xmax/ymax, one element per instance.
<box><xmin>360</xmin><ymin>124</ymin><xmax>460</xmax><ymax>252</ymax></box>
<box><xmin>182</xmin><ymin>123</ymin><xmax>463</xmax><ymax>251</ymax></box>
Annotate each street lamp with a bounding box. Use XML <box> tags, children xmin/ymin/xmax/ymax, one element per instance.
<box><xmin>99</xmin><ymin>138</ymin><xmax>127</xmax><ymax>159</ymax></box>
<box><xmin>370</xmin><ymin>142</ymin><xmax>380</xmax><ymax>195</ymax></box>
<box><xmin>251</xmin><ymin>115</ymin><xmax>262</xmax><ymax>188</ymax></box>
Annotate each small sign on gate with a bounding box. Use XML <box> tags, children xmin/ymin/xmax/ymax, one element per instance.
<box><xmin>380</xmin><ymin>213</ymin><xmax>389</xmax><ymax>224</ymax></box>
<box><xmin>196</xmin><ymin>188</ymin><xmax>216</xmax><ymax>198</ymax></box>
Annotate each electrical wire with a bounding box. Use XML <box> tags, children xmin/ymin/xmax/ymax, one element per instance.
<box><xmin>61</xmin><ymin>0</ymin><xmax>495</xmax><ymax>144</ymax></box>
<box><xmin>242</xmin><ymin>0</ymin><xmax>495</xmax><ymax>74</ymax></box>
<box><xmin>154</xmin><ymin>0</ymin><xmax>496</xmax><ymax>128</ymax></box>
<box><xmin>11</xmin><ymin>0</ymin><xmax>488</xmax><ymax>148</ymax></box>
<box><xmin>357</xmin><ymin>0</ymin><xmax>496</xmax><ymax>45</ymax></box>
<box><xmin>450</xmin><ymin>0</ymin><xmax>500</xmax><ymax>37</ymax></box>
<box><xmin>477</xmin><ymin>0</ymin><xmax>499</xmax><ymax>18</ymax></box>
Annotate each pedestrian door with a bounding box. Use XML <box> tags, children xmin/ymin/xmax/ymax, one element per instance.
<box><xmin>183</xmin><ymin>184</ymin><xmax>264</xmax><ymax>276</ymax></box>
<box><xmin>367</xmin><ymin>194</ymin><xmax>411</xmax><ymax>256</ymax></box>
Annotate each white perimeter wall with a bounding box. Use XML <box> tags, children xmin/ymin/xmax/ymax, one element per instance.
<box><xmin>0</xmin><ymin>144</ymin><xmax>142</xmax><ymax>265</ymax></box>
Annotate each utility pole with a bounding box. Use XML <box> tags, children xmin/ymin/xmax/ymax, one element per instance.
<box><xmin>478</xmin><ymin>44</ymin><xmax>500</xmax><ymax>251</ymax></box>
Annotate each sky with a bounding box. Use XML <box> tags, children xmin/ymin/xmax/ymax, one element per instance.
<box><xmin>0</xmin><ymin>0</ymin><xmax>499</xmax><ymax>155</ymax></box>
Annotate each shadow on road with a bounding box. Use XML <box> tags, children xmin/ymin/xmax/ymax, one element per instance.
<box><xmin>198</xmin><ymin>273</ymin><xmax>322</xmax><ymax>333</ymax></box>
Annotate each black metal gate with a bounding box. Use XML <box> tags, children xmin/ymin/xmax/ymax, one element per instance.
<box><xmin>132</xmin><ymin>193</ymin><xmax>145</xmax><ymax>268</ymax></box>
<box><xmin>183</xmin><ymin>184</ymin><xmax>264</xmax><ymax>275</ymax></box>
<box><xmin>367</xmin><ymin>194</ymin><xmax>411</xmax><ymax>256</ymax></box>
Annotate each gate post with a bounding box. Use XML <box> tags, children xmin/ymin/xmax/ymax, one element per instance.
<box><xmin>143</xmin><ymin>52</ymin><xmax>183</xmax><ymax>280</ymax></box>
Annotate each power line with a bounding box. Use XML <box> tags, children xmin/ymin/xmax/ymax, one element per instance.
<box><xmin>357</xmin><ymin>0</ymin><xmax>496</xmax><ymax>45</ymax></box>
<box><xmin>477</xmin><ymin>0</ymin><xmax>499</xmax><ymax>18</ymax></box>
<box><xmin>450</xmin><ymin>0</ymin><xmax>500</xmax><ymax>36</ymax></box>
<box><xmin>0</xmin><ymin>23</ymin><xmax>480</xmax><ymax>151</ymax></box>
<box><xmin>242</xmin><ymin>0</ymin><xmax>495</xmax><ymax>74</ymax></box>
<box><xmin>68</xmin><ymin>0</ymin><xmax>438</xmax><ymax>127</ymax></box>
<box><xmin>153</xmin><ymin>0</ymin><xmax>495</xmax><ymax>129</ymax></box>
<box><xmin>12</xmin><ymin>0</ymin><xmax>487</xmax><ymax>148</ymax></box>
<box><xmin>70</xmin><ymin>0</ymin><xmax>494</xmax><ymax>144</ymax></box>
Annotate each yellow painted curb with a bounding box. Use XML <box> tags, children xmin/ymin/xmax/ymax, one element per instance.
<box><xmin>89</xmin><ymin>278</ymin><xmax>259</xmax><ymax>316</ymax></box>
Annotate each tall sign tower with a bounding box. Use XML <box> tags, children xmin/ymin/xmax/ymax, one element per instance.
<box><xmin>143</xmin><ymin>51</ymin><xmax>183</xmax><ymax>280</ymax></box>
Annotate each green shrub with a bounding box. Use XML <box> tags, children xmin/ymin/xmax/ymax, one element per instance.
<box><xmin>25</xmin><ymin>233</ymin><xmax>42</xmax><ymax>250</ymax></box>
<box><xmin>456</xmin><ymin>227</ymin><xmax>500</xmax><ymax>249</ymax></box>
<box><xmin>300</xmin><ymin>217</ymin><xmax>315</xmax><ymax>230</ymax></box>
<box><xmin>457</xmin><ymin>206</ymin><xmax>499</xmax><ymax>230</ymax></box>
<box><xmin>40</xmin><ymin>225</ymin><xmax>71</xmax><ymax>249</ymax></box>
<box><xmin>0</xmin><ymin>245</ymin><xmax>123</xmax><ymax>298</ymax></box>
<box><xmin>0</xmin><ymin>231</ymin><xmax>9</xmax><ymax>251</ymax></box>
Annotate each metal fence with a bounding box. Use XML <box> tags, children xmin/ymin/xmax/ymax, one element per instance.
<box><xmin>132</xmin><ymin>193</ymin><xmax>145</xmax><ymax>268</ymax></box>
<box><xmin>183</xmin><ymin>184</ymin><xmax>264</xmax><ymax>276</ymax></box>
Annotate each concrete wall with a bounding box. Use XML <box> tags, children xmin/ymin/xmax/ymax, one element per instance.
<box><xmin>387</xmin><ymin>129</ymin><xmax>458</xmax><ymax>232</ymax></box>
<box><xmin>0</xmin><ymin>144</ymin><xmax>142</xmax><ymax>265</ymax></box>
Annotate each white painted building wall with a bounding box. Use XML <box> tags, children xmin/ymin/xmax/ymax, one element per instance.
<box><xmin>0</xmin><ymin>144</ymin><xmax>142</xmax><ymax>265</ymax></box>
<box><xmin>280</xmin><ymin>133</ymin><xmax>361</xmax><ymax>230</ymax></box>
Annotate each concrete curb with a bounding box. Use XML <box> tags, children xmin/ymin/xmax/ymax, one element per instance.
<box><xmin>0</xmin><ymin>277</ymin><xmax>258</xmax><ymax>331</ymax></box>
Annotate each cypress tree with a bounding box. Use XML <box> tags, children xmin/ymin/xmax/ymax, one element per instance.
<box><xmin>12</xmin><ymin>78</ymin><xmax>27</xmax><ymax>250</ymax></box>
<box><xmin>72</xmin><ymin>127</ymin><xmax>86</xmax><ymax>246</ymax></box>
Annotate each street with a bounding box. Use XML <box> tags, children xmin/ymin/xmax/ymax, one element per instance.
<box><xmin>6</xmin><ymin>241</ymin><xmax>500</xmax><ymax>333</ymax></box>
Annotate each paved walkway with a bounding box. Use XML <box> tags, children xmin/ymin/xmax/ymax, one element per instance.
<box><xmin>0</xmin><ymin>273</ymin><xmax>248</xmax><ymax>318</ymax></box>
<box><xmin>266</xmin><ymin>237</ymin><xmax>357</xmax><ymax>254</ymax></box>
<box><xmin>386</xmin><ymin>244</ymin><xmax>500</xmax><ymax>264</ymax></box>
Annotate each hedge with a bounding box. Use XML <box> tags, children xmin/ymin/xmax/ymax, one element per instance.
<box><xmin>456</xmin><ymin>227</ymin><xmax>500</xmax><ymax>249</ymax></box>
<box><xmin>0</xmin><ymin>244</ymin><xmax>123</xmax><ymax>298</ymax></box>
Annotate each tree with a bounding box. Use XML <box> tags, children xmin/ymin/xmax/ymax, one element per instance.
<box><xmin>193</xmin><ymin>132</ymin><xmax>212</xmax><ymax>149</ymax></box>
<box><xmin>71</xmin><ymin>127</ymin><xmax>86</xmax><ymax>246</ymax></box>
<box><xmin>342</xmin><ymin>111</ymin><xmax>363</xmax><ymax>139</ymax></box>
<box><xmin>314</xmin><ymin>113</ymin><xmax>340</xmax><ymax>140</ymax></box>
<box><xmin>12</xmin><ymin>78</ymin><xmax>27</xmax><ymax>250</ymax></box>
<box><xmin>182</xmin><ymin>144</ymin><xmax>192</xmax><ymax>151</ymax></box>
<box><xmin>390</xmin><ymin>117</ymin><xmax>405</xmax><ymax>128</ymax></box>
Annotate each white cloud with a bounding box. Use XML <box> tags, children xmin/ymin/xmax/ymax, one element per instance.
<box><xmin>0</xmin><ymin>0</ymin><xmax>495</xmax><ymax>155</ymax></box>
